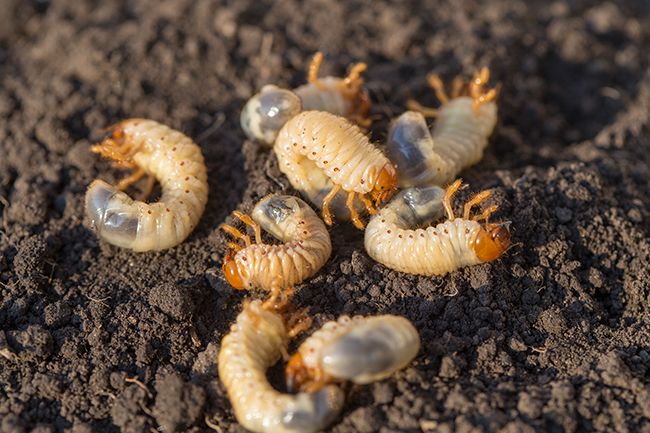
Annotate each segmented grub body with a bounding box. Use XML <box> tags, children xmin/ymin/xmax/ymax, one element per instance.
<box><xmin>85</xmin><ymin>119</ymin><xmax>208</xmax><ymax>252</ymax></box>
<box><xmin>387</xmin><ymin>68</ymin><xmax>498</xmax><ymax>188</ymax></box>
<box><xmin>364</xmin><ymin>182</ymin><xmax>511</xmax><ymax>276</ymax></box>
<box><xmin>218</xmin><ymin>300</ymin><xmax>344</xmax><ymax>433</ymax></box>
<box><xmin>221</xmin><ymin>195</ymin><xmax>331</xmax><ymax>292</ymax></box>
<box><xmin>240</xmin><ymin>52</ymin><xmax>369</xmax><ymax>148</ymax></box>
<box><xmin>287</xmin><ymin>314</ymin><xmax>420</xmax><ymax>391</ymax></box>
<box><xmin>294</xmin><ymin>77</ymin><xmax>360</xmax><ymax>117</ymax></box>
<box><xmin>274</xmin><ymin>110</ymin><xmax>396</xmax><ymax>228</ymax></box>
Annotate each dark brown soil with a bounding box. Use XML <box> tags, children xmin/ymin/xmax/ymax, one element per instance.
<box><xmin>1</xmin><ymin>1</ymin><xmax>649</xmax><ymax>432</ymax></box>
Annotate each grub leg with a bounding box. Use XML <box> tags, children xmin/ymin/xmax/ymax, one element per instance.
<box><xmin>358</xmin><ymin>193</ymin><xmax>376</xmax><ymax>215</ymax></box>
<box><xmin>346</xmin><ymin>191</ymin><xmax>365</xmax><ymax>229</ymax></box>
<box><xmin>427</xmin><ymin>73</ymin><xmax>449</xmax><ymax>104</ymax></box>
<box><xmin>472</xmin><ymin>204</ymin><xmax>498</xmax><ymax>225</ymax></box>
<box><xmin>287</xmin><ymin>307</ymin><xmax>312</xmax><ymax>338</ymax></box>
<box><xmin>451</xmin><ymin>76</ymin><xmax>465</xmax><ymax>98</ymax></box>
<box><xmin>462</xmin><ymin>190</ymin><xmax>492</xmax><ymax>220</ymax></box>
<box><xmin>406</xmin><ymin>99</ymin><xmax>438</xmax><ymax>118</ymax></box>
<box><xmin>137</xmin><ymin>174</ymin><xmax>156</xmax><ymax>201</ymax></box>
<box><xmin>220</xmin><ymin>224</ymin><xmax>252</xmax><ymax>247</ymax></box>
<box><xmin>321</xmin><ymin>184</ymin><xmax>342</xmax><ymax>226</ymax></box>
<box><xmin>307</xmin><ymin>51</ymin><xmax>327</xmax><ymax>90</ymax></box>
<box><xmin>443</xmin><ymin>179</ymin><xmax>463</xmax><ymax>220</ymax></box>
<box><xmin>116</xmin><ymin>168</ymin><xmax>146</xmax><ymax>191</ymax></box>
<box><xmin>232</xmin><ymin>210</ymin><xmax>262</xmax><ymax>244</ymax></box>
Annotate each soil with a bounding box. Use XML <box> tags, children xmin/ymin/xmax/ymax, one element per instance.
<box><xmin>1</xmin><ymin>0</ymin><xmax>649</xmax><ymax>432</ymax></box>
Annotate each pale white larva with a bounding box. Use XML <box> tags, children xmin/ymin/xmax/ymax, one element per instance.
<box><xmin>274</xmin><ymin>111</ymin><xmax>398</xmax><ymax>229</ymax></box>
<box><xmin>240</xmin><ymin>52</ymin><xmax>369</xmax><ymax>147</ymax></box>
<box><xmin>218</xmin><ymin>299</ymin><xmax>344</xmax><ymax>433</ymax></box>
<box><xmin>285</xmin><ymin>314</ymin><xmax>420</xmax><ymax>392</ymax></box>
<box><xmin>85</xmin><ymin>119</ymin><xmax>208</xmax><ymax>252</ymax></box>
<box><xmin>386</xmin><ymin>67</ymin><xmax>498</xmax><ymax>188</ymax></box>
<box><xmin>364</xmin><ymin>180</ymin><xmax>511</xmax><ymax>276</ymax></box>
<box><xmin>220</xmin><ymin>194</ymin><xmax>331</xmax><ymax>294</ymax></box>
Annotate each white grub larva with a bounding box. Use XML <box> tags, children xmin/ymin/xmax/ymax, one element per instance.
<box><xmin>364</xmin><ymin>180</ymin><xmax>511</xmax><ymax>276</ymax></box>
<box><xmin>240</xmin><ymin>52</ymin><xmax>370</xmax><ymax>147</ymax></box>
<box><xmin>220</xmin><ymin>194</ymin><xmax>332</xmax><ymax>294</ymax></box>
<box><xmin>274</xmin><ymin>111</ymin><xmax>398</xmax><ymax>229</ymax></box>
<box><xmin>293</xmin><ymin>51</ymin><xmax>370</xmax><ymax>127</ymax></box>
<box><xmin>218</xmin><ymin>299</ymin><xmax>344</xmax><ymax>433</ymax></box>
<box><xmin>285</xmin><ymin>314</ymin><xmax>420</xmax><ymax>392</ymax></box>
<box><xmin>85</xmin><ymin>119</ymin><xmax>208</xmax><ymax>252</ymax></box>
<box><xmin>386</xmin><ymin>67</ymin><xmax>498</xmax><ymax>188</ymax></box>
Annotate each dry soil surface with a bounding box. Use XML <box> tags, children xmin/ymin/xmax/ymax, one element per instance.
<box><xmin>1</xmin><ymin>1</ymin><xmax>649</xmax><ymax>432</ymax></box>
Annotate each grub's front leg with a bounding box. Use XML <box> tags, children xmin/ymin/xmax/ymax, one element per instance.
<box><xmin>321</xmin><ymin>184</ymin><xmax>342</xmax><ymax>226</ymax></box>
<box><xmin>443</xmin><ymin>179</ymin><xmax>463</xmax><ymax>220</ymax></box>
<box><xmin>346</xmin><ymin>191</ymin><xmax>365</xmax><ymax>230</ymax></box>
<box><xmin>307</xmin><ymin>52</ymin><xmax>327</xmax><ymax>90</ymax></box>
<box><xmin>469</xmin><ymin>67</ymin><xmax>498</xmax><ymax>113</ymax></box>
<box><xmin>232</xmin><ymin>210</ymin><xmax>262</xmax><ymax>244</ymax></box>
<box><xmin>358</xmin><ymin>193</ymin><xmax>377</xmax><ymax>216</ymax></box>
<box><xmin>220</xmin><ymin>224</ymin><xmax>252</xmax><ymax>247</ymax></box>
<box><xmin>462</xmin><ymin>190</ymin><xmax>491</xmax><ymax>220</ymax></box>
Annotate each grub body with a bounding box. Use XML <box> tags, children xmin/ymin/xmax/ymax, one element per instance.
<box><xmin>274</xmin><ymin>111</ymin><xmax>394</xmax><ymax>221</ymax></box>
<box><xmin>364</xmin><ymin>186</ymin><xmax>485</xmax><ymax>275</ymax></box>
<box><xmin>388</xmin><ymin>97</ymin><xmax>497</xmax><ymax>188</ymax></box>
<box><xmin>85</xmin><ymin>119</ymin><xmax>208</xmax><ymax>252</ymax></box>
<box><xmin>229</xmin><ymin>195</ymin><xmax>331</xmax><ymax>291</ymax></box>
<box><xmin>218</xmin><ymin>300</ymin><xmax>344</xmax><ymax>433</ymax></box>
<box><xmin>292</xmin><ymin>314</ymin><xmax>420</xmax><ymax>388</ymax></box>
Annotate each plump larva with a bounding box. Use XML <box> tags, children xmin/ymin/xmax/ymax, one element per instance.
<box><xmin>85</xmin><ymin>119</ymin><xmax>208</xmax><ymax>251</ymax></box>
<box><xmin>220</xmin><ymin>195</ymin><xmax>332</xmax><ymax>293</ymax></box>
<box><xmin>274</xmin><ymin>111</ymin><xmax>398</xmax><ymax>229</ymax></box>
<box><xmin>286</xmin><ymin>315</ymin><xmax>420</xmax><ymax>392</ymax></box>
<box><xmin>386</xmin><ymin>67</ymin><xmax>498</xmax><ymax>188</ymax></box>
<box><xmin>241</xmin><ymin>52</ymin><xmax>370</xmax><ymax>147</ymax></box>
<box><xmin>364</xmin><ymin>180</ymin><xmax>511</xmax><ymax>275</ymax></box>
<box><xmin>218</xmin><ymin>299</ymin><xmax>344</xmax><ymax>433</ymax></box>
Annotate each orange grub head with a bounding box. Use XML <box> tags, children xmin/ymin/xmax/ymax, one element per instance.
<box><xmin>474</xmin><ymin>224</ymin><xmax>511</xmax><ymax>262</ymax></box>
<box><xmin>222</xmin><ymin>255</ymin><xmax>244</xmax><ymax>289</ymax></box>
<box><xmin>371</xmin><ymin>163</ymin><xmax>398</xmax><ymax>206</ymax></box>
<box><xmin>285</xmin><ymin>352</ymin><xmax>312</xmax><ymax>393</ymax></box>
